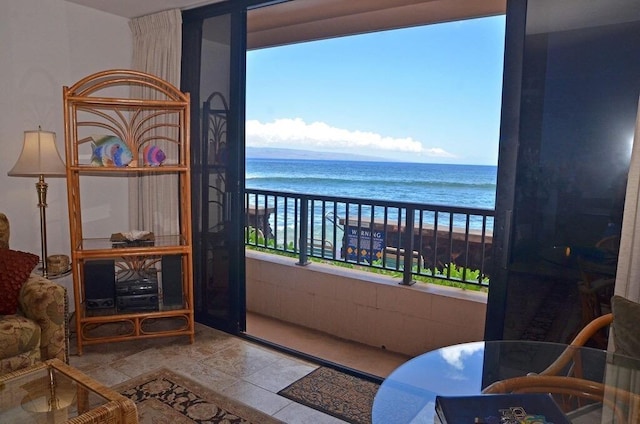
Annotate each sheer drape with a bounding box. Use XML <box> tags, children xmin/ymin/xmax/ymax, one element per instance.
<box><xmin>128</xmin><ymin>9</ymin><xmax>182</xmax><ymax>235</ymax></box>
<box><xmin>615</xmin><ymin>97</ymin><xmax>640</xmax><ymax>303</ymax></box>
<box><xmin>603</xmin><ymin>99</ymin><xmax>640</xmax><ymax>413</ymax></box>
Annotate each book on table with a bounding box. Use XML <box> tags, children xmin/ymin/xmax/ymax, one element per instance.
<box><xmin>434</xmin><ymin>393</ymin><xmax>571</xmax><ymax>424</ymax></box>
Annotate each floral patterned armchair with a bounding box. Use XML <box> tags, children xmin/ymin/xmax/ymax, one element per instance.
<box><xmin>0</xmin><ymin>213</ymin><xmax>68</xmax><ymax>375</ymax></box>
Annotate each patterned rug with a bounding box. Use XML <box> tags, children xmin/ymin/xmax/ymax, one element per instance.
<box><xmin>278</xmin><ymin>367</ymin><xmax>381</xmax><ymax>424</ymax></box>
<box><xmin>113</xmin><ymin>368</ymin><xmax>283</xmax><ymax>424</ymax></box>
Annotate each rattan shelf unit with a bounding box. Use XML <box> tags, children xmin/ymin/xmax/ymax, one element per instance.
<box><xmin>63</xmin><ymin>69</ymin><xmax>194</xmax><ymax>355</ymax></box>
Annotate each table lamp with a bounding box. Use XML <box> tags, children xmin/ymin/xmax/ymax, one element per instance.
<box><xmin>7</xmin><ymin>127</ymin><xmax>66</xmax><ymax>278</ymax></box>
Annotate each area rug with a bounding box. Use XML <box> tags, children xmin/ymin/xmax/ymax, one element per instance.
<box><xmin>278</xmin><ymin>367</ymin><xmax>380</xmax><ymax>424</ymax></box>
<box><xmin>113</xmin><ymin>368</ymin><xmax>283</xmax><ymax>424</ymax></box>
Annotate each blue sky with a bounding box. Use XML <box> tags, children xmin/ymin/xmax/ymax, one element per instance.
<box><xmin>246</xmin><ymin>15</ymin><xmax>505</xmax><ymax>165</ymax></box>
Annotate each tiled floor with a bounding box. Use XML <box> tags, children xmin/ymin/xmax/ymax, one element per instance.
<box><xmin>69</xmin><ymin>315</ymin><xmax>411</xmax><ymax>423</ymax></box>
<box><xmin>246</xmin><ymin>312</ymin><xmax>411</xmax><ymax>378</ymax></box>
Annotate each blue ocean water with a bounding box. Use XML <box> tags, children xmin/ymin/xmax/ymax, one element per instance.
<box><xmin>246</xmin><ymin>158</ymin><xmax>497</xmax><ymax>210</ymax></box>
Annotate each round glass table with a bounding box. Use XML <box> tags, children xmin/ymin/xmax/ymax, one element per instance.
<box><xmin>372</xmin><ymin>341</ymin><xmax>640</xmax><ymax>423</ymax></box>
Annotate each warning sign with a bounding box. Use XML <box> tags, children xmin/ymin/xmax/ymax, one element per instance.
<box><xmin>345</xmin><ymin>226</ymin><xmax>384</xmax><ymax>264</ymax></box>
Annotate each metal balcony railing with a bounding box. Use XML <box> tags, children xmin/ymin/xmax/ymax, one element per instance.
<box><xmin>245</xmin><ymin>189</ymin><xmax>494</xmax><ymax>287</ymax></box>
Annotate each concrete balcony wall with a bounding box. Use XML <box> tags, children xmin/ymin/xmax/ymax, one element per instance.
<box><xmin>246</xmin><ymin>250</ymin><xmax>487</xmax><ymax>357</ymax></box>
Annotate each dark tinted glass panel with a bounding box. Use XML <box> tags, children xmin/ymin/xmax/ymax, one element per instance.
<box><xmin>502</xmin><ymin>0</ymin><xmax>640</xmax><ymax>342</ymax></box>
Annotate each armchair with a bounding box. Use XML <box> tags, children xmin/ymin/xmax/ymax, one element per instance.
<box><xmin>0</xmin><ymin>213</ymin><xmax>68</xmax><ymax>375</ymax></box>
<box><xmin>484</xmin><ymin>300</ymin><xmax>640</xmax><ymax>422</ymax></box>
<box><xmin>482</xmin><ymin>374</ymin><xmax>639</xmax><ymax>424</ymax></box>
<box><xmin>538</xmin><ymin>313</ymin><xmax>613</xmax><ymax>378</ymax></box>
<box><xmin>540</xmin><ymin>295</ymin><xmax>640</xmax><ymax>378</ymax></box>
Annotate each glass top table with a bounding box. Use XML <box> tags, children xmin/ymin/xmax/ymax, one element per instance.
<box><xmin>372</xmin><ymin>340</ymin><xmax>640</xmax><ymax>423</ymax></box>
<box><xmin>0</xmin><ymin>358</ymin><xmax>138</xmax><ymax>423</ymax></box>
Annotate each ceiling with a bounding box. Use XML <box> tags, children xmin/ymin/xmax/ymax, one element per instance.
<box><xmin>65</xmin><ymin>0</ymin><xmax>640</xmax><ymax>48</ymax></box>
<box><xmin>246</xmin><ymin>0</ymin><xmax>504</xmax><ymax>49</ymax></box>
<box><xmin>65</xmin><ymin>0</ymin><xmax>223</xmax><ymax>19</ymax></box>
<box><xmin>64</xmin><ymin>0</ymin><xmax>505</xmax><ymax>49</ymax></box>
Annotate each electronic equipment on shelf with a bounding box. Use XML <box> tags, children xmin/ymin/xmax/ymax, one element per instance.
<box><xmin>115</xmin><ymin>269</ymin><xmax>159</xmax><ymax>312</ymax></box>
<box><xmin>84</xmin><ymin>260</ymin><xmax>116</xmax><ymax>310</ymax></box>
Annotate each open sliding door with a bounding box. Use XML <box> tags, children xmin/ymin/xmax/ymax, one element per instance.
<box><xmin>486</xmin><ymin>0</ymin><xmax>640</xmax><ymax>343</ymax></box>
<box><xmin>182</xmin><ymin>4</ymin><xmax>248</xmax><ymax>333</ymax></box>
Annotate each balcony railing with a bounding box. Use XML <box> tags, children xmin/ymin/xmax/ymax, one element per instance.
<box><xmin>245</xmin><ymin>189</ymin><xmax>494</xmax><ymax>287</ymax></box>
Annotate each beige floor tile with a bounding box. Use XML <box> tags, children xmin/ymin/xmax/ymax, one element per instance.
<box><xmin>109</xmin><ymin>346</ymin><xmax>185</xmax><ymax>377</ymax></box>
<box><xmin>171</xmin><ymin>361</ymin><xmax>240</xmax><ymax>392</ymax></box>
<box><xmin>66</xmin><ymin>314</ymin><xmax>409</xmax><ymax>423</ymax></box>
<box><xmin>74</xmin><ymin>363</ymin><xmax>132</xmax><ymax>386</ymax></box>
<box><xmin>243</xmin><ymin>356</ymin><xmax>318</xmax><ymax>392</ymax></box>
<box><xmin>246</xmin><ymin>312</ymin><xmax>410</xmax><ymax>378</ymax></box>
<box><xmin>69</xmin><ymin>337</ymin><xmax>153</xmax><ymax>368</ymax></box>
<box><xmin>274</xmin><ymin>402</ymin><xmax>348</xmax><ymax>424</ymax></box>
<box><xmin>220</xmin><ymin>380</ymin><xmax>293</xmax><ymax>416</ymax></box>
<box><xmin>201</xmin><ymin>342</ymin><xmax>284</xmax><ymax>378</ymax></box>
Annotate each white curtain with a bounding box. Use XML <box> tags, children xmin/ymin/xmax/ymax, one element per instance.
<box><xmin>600</xmin><ymin>97</ymin><xmax>640</xmax><ymax>423</ymax></box>
<box><xmin>128</xmin><ymin>9</ymin><xmax>182</xmax><ymax>235</ymax></box>
<box><xmin>614</xmin><ymin>96</ymin><xmax>640</xmax><ymax>303</ymax></box>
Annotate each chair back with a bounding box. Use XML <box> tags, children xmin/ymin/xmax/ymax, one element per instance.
<box><xmin>482</xmin><ymin>374</ymin><xmax>639</xmax><ymax>424</ymax></box>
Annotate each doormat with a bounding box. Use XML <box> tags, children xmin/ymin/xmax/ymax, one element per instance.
<box><xmin>277</xmin><ymin>367</ymin><xmax>380</xmax><ymax>424</ymax></box>
<box><xmin>114</xmin><ymin>368</ymin><xmax>284</xmax><ymax>424</ymax></box>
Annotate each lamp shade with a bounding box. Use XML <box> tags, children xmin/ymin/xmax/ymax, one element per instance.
<box><xmin>8</xmin><ymin>129</ymin><xmax>66</xmax><ymax>177</ymax></box>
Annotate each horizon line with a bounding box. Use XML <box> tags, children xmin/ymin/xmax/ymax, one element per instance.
<box><xmin>246</xmin><ymin>156</ymin><xmax>498</xmax><ymax>167</ymax></box>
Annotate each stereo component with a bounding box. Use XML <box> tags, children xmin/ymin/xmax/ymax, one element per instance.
<box><xmin>116</xmin><ymin>269</ymin><xmax>159</xmax><ymax>312</ymax></box>
<box><xmin>161</xmin><ymin>255</ymin><xmax>183</xmax><ymax>308</ymax></box>
<box><xmin>84</xmin><ymin>259</ymin><xmax>116</xmax><ymax>309</ymax></box>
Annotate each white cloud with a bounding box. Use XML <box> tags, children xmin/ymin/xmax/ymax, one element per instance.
<box><xmin>246</xmin><ymin>118</ymin><xmax>456</xmax><ymax>159</ymax></box>
<box><xmin>423</xmin><ymin>147</ymin><xmax>456</xmax><ymax>158</ymax></box>
<box><xmin>439</xmin><ymin>342</ymin><xmax>483</xmax><ymax>370</ymax></box>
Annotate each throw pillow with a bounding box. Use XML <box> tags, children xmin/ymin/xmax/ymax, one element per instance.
<box><xmin>611</xmin><ymin>295</ymin><xmax>640</xmax><ymax>359</ymax></box>
<box><xmin>0</xmin><ymin>248</ymin><xmax>39</xmax><ymax>315</ymax></box>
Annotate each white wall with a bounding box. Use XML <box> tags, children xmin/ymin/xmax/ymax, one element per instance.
<box><xmin>0</xmin><ymin>0</ymin><xmax>131</xmax><ymax>258</ymax></box>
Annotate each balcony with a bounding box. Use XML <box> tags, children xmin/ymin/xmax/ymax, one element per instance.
<box><xmin>244</xmin><ymin>189</ymin><xmax>492</xmax><ymax>356</ymax></box>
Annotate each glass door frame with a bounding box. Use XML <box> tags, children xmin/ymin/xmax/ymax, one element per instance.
<box><xmin>181</xmin><ymin>0</ymin><xmax>282</xmax><ymax>334</ymax></box>
<box><xmin>484</xmin><ymin>0</ymin><xmax>526</xmax><ymax>341</ymax></box>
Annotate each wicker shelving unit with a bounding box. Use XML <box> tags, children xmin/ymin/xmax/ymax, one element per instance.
<box><xmin>63</xmin><ymin>69</ymin><xmax>194</xmax><ymax>355</ymax></box>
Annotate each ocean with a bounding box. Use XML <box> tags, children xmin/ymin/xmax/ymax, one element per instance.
<box><xmin>245</xmin><ymin>158</ymin><xmax>497</xmax><ymax>239</ymax></box>
<box><xmin>246</xmin><ymin>158</ymin><xmax>497</xmax><ymax>211</ymax></box>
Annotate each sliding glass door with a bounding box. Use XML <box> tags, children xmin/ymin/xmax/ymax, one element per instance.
<box><xmin>182</xmin><ymin>3</ymin><xmax>249</xmax><ymax>333</ymax></box>
<box><xmin>486</xmin><ymin>0</ymin><xmax>640</xmax><ymax>343</ymax></box>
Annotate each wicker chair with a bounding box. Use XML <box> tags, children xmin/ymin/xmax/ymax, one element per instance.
<box><xmin>538</xmin><ymin>313</ymin><xmax>613</xmax><ymax>378</ymax></box>
<box><xmin>484</xmin><ymin>312</ymin><xmax>640</xmax><ymax>422</ymax></box>
<box><xmin>482</xmin><ymin>374</ymin><xmax>639</xmax><ymax>423</ymax></box>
